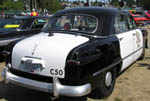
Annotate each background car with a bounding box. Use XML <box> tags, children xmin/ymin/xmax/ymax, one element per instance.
<box><xmin>0</xmin><ymin>16</ymin><xmax>50</xmax><ymax>58</ymax></box>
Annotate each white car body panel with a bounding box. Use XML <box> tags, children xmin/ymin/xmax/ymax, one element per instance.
<box><xmin>116</xmin><ymin>29</ymin><xmax>143</xmax><ymax>71</ymax></box>
<box><xmin>12</xmin><ymin>33</ymin><xmax>89</xmax><ymax>78</ymax></box>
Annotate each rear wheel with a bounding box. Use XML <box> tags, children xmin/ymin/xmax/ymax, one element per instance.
<box><xmin>89</xmin><ymin>67</ymin><xmax>116</xmax><ymax>99</ymax></box>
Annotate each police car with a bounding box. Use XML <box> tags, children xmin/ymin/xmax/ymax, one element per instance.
<box><xmin>2</xmin><ymin>7</ymin><xmax>147</xmax><ymax>100</ymax></box>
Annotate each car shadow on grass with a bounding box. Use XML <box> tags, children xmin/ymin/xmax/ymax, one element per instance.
<box><xmin>0</xmin><ymin>80</ymin><xmax>52</xmax><ymax>101</ymax></box>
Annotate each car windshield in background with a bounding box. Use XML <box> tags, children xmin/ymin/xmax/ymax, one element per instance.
<box><xmin>44</xmin><ymin>14</ymin><xmax>97</xmax><ymax>33</ymax></box>
<box><xmin>0</xmin><ymin>19</ymin><xmax>22</xmax><ymax>29</ymax></box>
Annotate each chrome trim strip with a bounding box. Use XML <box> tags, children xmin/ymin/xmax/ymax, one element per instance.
<box><xmin>122</xmin><ymin>47</ymin><xmax>143</xmax><ymax>60</ymax></box>
<box><xmin>0</xmin><ymin>37</ymin><xmax>21</xmax><ymax>46</ymax></box>
<box><xmin>2</xmin><ymin>67</ymin><xmax>91</xmax><ymax>97</ymax></box>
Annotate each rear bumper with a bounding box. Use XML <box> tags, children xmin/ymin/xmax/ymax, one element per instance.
<box><xmin>1</xmin><ymin>67</ymin><xmax>91</xmax><ymax>97</ymax></box>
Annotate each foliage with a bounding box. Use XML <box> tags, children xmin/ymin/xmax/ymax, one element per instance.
<box><xmin>0</xmin><ymin>0</ymin><xmax>24</xmax><ymax>10</ymax></box>
<box><xmin>110</xmin><ymin>0</ymin><xmax>136</xmax><ymax>8</ymax></box>
<box><xmin>110</xmin><ymin>0</ymin><xmax>119</xmax><ymax>7</ymax></box>
<box><xmin>72</xmin><ymin>1</ymin><xmax>79</xmax><ymax>5</ymax></box>
<box><xmin>124</xmin><ymin>0</ymin><xmax>135</xmax><ymax>7</ymax></box>
<box><xmin>91</xmin><ymin>0</ymin><xmax>99</xmax><ymax>6</ymax></box>
<box><xmin>143</xmin><ymin>0</ymin><xmax>150</xmax><ymax>10</ymax></box>
<box><xmin>49</xmin><ymin>0</ymin><xmax>62</xmax><ymax>13</ymax></box>
<box><xmin>0</xmin><ymin>0</ymin><xmax>62</xmax><ymax>13</ymax></box>
<box><xmin>0</xmin><ymin>0</ymin><xmax>4</xmax><ymax>5</ymax></box>
<box><xmin>37</xmin><ymin>0</ymin><xmax>62</xmax><ymax>14</ymax></box>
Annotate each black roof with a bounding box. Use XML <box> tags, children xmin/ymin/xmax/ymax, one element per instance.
<box><xmin>55</xmin><ymin>7</ymin><xmax>127</xmax><ymax>16</ymax></box>
<box><xmin>53</xmin><ymin>7</ymin><xmax>130</xmax><ymax>36</ymax></box>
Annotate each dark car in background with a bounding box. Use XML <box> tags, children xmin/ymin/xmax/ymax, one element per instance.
<box><xmin>0</xmin><ymin>16</ymin><xmax>50</xmax><ymax>56</ymax></box>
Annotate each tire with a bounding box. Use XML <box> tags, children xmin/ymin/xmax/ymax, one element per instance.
<box><xmin>138</xmin><ymin>47</ymin><xmax>145</xmax><ymax>60</ymax></box>
<box><xmin>89</xmin><ymin>67</ymin><xmax>116</xmax><ymax>99</ymax></box>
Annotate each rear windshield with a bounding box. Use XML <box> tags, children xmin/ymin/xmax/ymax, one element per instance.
<box><xmin>43</xmin><ymin>14</ymin><xmax>98</xmax><ymax>33</ymax></box>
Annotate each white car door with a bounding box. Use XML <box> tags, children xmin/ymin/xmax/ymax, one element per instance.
<box><xmin>126</xmin><ymin>15</ymin><xmax>143</xmax><ymax>61</ymax></box>
<box><xmin>115</xmin><ymin>15</ymin><xmax>135</xmax><ymax>71</ymax></box>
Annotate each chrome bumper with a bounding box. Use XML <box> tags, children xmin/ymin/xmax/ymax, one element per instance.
<box><xmin>1</xmin><ymin>67</ymin><xmax>91</xmax><ymax>97</ymax></box>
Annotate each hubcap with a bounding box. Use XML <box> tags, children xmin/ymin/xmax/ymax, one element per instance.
<box><xmin>105</xmin><ymin>72</ymin><xmax>112</xmax><ymax>87</ymax></box>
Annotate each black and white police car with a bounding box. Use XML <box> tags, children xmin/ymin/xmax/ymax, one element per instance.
<box><xmin>2</xmin><ymin>7</ymin><xmax>147</xmax><ymax>100</ymax></box>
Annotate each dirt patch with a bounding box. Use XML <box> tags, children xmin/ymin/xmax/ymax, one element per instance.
<box><xmin>0</xmin><ymin>50</ymin><xmax>150</xmax><ymax>101</ymax></box>
<box><xmin>0</xmin><ymin>62</ymin><xmax>4</xmax><ymax>81</ymax></box>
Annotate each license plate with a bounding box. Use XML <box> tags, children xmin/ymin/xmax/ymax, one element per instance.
<box><xmin>25</xmin><ymin>63</ymin><xmax>42</xmax><ymax>74</ymax></box>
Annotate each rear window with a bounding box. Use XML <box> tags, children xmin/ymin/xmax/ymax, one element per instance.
<box><xmin>48</xmin><ymin>14</ymin><xmax>98</xmax><ymax>33</ymax></box>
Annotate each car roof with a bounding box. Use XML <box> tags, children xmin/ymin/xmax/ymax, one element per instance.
<box><xmin>52</xmin><ymin>7</ymin><xmax>130</xmax><ymax>36</ymax></box>
<box><xmin>55</xmin><ymin>7</ymin><xmax>128</xmax><ymax>16</ymax></box>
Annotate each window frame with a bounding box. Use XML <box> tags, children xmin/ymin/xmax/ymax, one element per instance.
<box><xmin>114</xmin><ymin>13</ymin><xmax>130</xmax><ymax>34</ymax></box>
<box><xmin>126</xmin><ymin>15</ymin><xmax>137</xmax><ymax>30</ymax></box>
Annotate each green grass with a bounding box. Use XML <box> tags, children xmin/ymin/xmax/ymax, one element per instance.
<box><xmin>114</xmin><ymin>98</ymin><xmax>122</xmax><ymax>101</ymax></box>
<box><xmin>103</xmin><ymin>97</ymin><xmax>108</xmax><ymax>100</ymax></box>
<box><xmin>124</xmin><ymin>77</ymin><xmax>129</xmax><ymax>80</ymax></box>
<box><xmin>118</xmin><ymin>80</ymin><xmax>122</xmax><ymax>83</ymax></box>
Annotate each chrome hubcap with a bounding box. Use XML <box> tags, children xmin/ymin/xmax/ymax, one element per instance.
<box><xmin>105</xmin><ymin>72</ymin><xmax>112</xmax><ymax>87</ymax></box>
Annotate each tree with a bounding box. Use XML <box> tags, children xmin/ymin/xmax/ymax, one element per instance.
<box><xmin>91</xmin><ymin>0</ymin><xmax>99</xmax><ymax>6</ymax></box>
<box><xmin>136</xmin><ymin>0</ymin><xmax>143</xmax><ymax>7</ymax></box>
<box><xmin>72</xmin><ymin>1</ymin><xmax>79</xmax><ymax>5</ymax></box>
<box><xmin>143</xmin><ymin>0</ymin><xmax>150</xmax><ymax>10</ymax></box>
<box><xmin>0</xmin><ymin>0</ymin><xmax>24</xmax><ymax>10</ymax></box>
<box><xmin>124</xmin><ymin>0</ymin><xmax>134</xmax><ymax>7</ymax></box>
<box><xmin>48</xmin><ymin>0</ymin><xmax>62</xmax><ymax>13</ymax></box>
<box><xmin>110</xmin><ymin>0</ymin><xmax>119</xmax><ymax>7</ymax></box>
<box><xmin>36</xmin><ymin>0</ymin><xmax>62</xmax><ymax>13</ymax></box>
<box><xmin>0</xmin><ymin>0</ymin><xmax>4</xmax><ymax>5</ymax></box>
